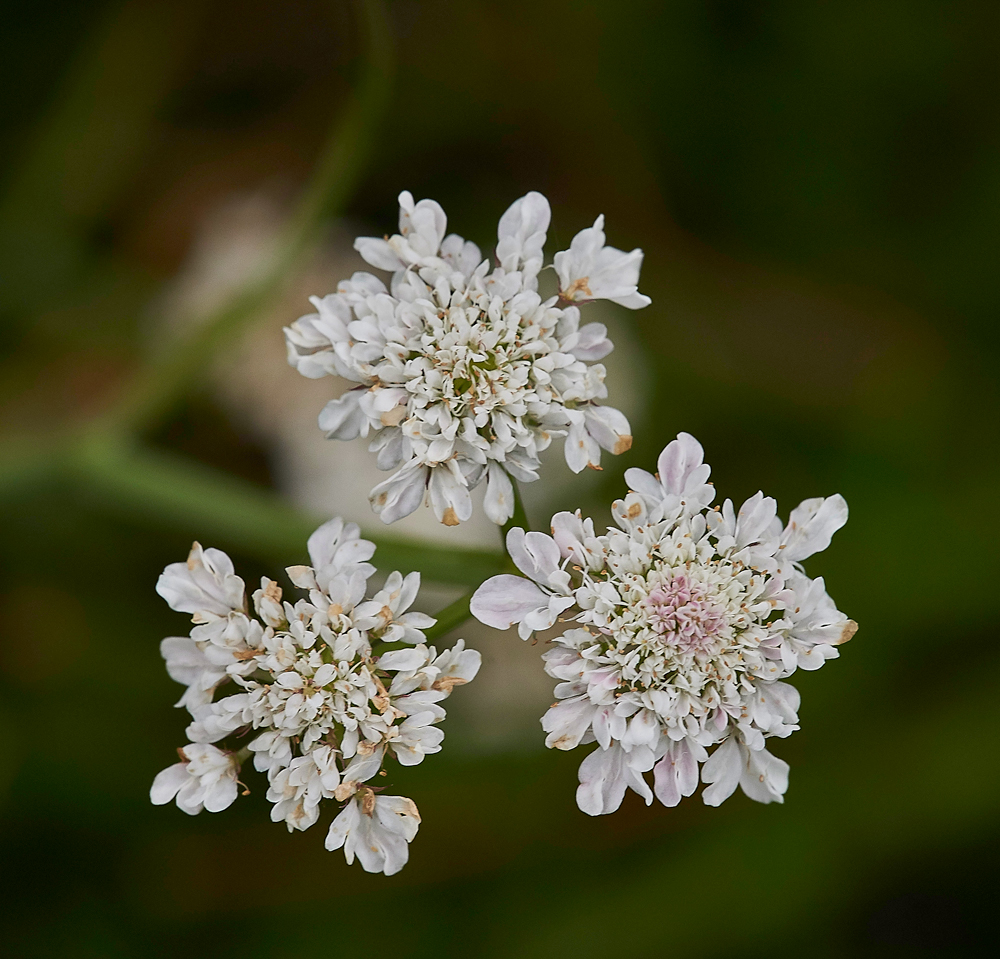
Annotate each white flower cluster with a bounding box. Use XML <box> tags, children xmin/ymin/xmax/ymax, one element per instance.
<box><xmin>471</xmin><ymin>433</ymin><xmax>855</xmax><ymax>815</ymax></box>
<box><xmin>284</xmin><ymin>190</ymin><xmax>649</xmax><ymax>527</ymax></box>
<box><xmin>150</xmin><ymin>518</ymin><xmax>480</xmax><ymax>875</ymax></box>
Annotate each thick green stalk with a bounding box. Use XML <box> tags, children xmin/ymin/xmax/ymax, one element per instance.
<box><xmin>499</xmin><ymin>478</ymin><xmax>531</xmax><ymax>569</ymax></box>
<box><xmin>423</xmin><ymin>477</ymin><xmax>537</xmax><ymax>639</ymax></box>
<box><xmin>71</xmin><ymin>437</ymin><xmax>503</xmax><ymax>587</ymax></box>
<box><xmin>423</xmin><ymin>591</ymin><xmax>475</xmax><ymax>641</ymax></box>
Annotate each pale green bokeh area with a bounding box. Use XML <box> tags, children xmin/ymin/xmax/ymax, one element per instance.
<box><xmin>1</xmin><ymin>1</ymin><xmax>998</xmax><ymax>956</ymax></box>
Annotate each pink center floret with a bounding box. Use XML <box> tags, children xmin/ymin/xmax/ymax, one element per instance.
<box><xmin>642</xmin><ymin>574</ymin><xmax>727</xmax><ymax>652</ymax></box>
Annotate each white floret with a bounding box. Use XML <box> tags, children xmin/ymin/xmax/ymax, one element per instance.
<box><xmin>152</xmin><ymin>518</ymin><xmax>479</xmax><ymax>875</ymax></box>
<box><xmin>285</xmin><ymin>190</ymin><xmax>650</xmax><ymax>526</ymax></box>
<box><xmin>471</xmin><ymin>432</ymin><xmax>855</xmax><ymax>815</ymax></box>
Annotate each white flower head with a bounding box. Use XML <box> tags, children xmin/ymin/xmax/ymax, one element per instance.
<box><xmin>284</xmin><ymin>190</ymin><xmax>650</xmax><ymax>527</ymax></box>
<box><xmin>471</xmin><ymin>432</ymin><xmax>855</xmax><ymax>815</ymax></box>
<box><xmin>152</xmin><ymin>518</ymin><xmax>480</xmax><ymax>874</ymax></box>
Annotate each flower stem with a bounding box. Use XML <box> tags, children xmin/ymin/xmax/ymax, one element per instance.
<box><xmin>71</xmin><ymin>436</ymin><xmax>503</xmax><ymax>586</ymax></box>
<box><xmin>93</xmin><ymin>0</ymin><xmax>394</xmax><ymax>439</ymax></box>
<box><xmin>501</xmin><ymin>479</ymin><xmax>530</xmax><ymax>538</ymax></box>
<box><xmin>424</xmin><ymin>591</ymin><xmax>475</xmax><ymax>641</ymax></box>
<box><xmin>499</xmin><ymin>478</ymin><xmax>530</xmax><ymax>569</ymax></box>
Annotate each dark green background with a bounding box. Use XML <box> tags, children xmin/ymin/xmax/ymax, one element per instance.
<box><xmin>2</xmin><ymin>1</ymin><xmax>998</xmax><ymax>956</ymax></box>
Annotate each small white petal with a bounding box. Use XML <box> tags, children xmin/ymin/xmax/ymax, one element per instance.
<box><xmin>505</xmin><ymin>528</ymin><xmax>563</xmax><ymax>586</ymax></box>
<box><xmin>738</xmin><ymin>745</ymin><xmax>789</xmax><ymax>804</ymax></box>
<box><xmin>150</xmin><ymin>763</ymin><xmax>189</xmax><ymax>806</ymax></box>
<box><xmin>553</xmin><ymin>215</ymin><xmax>650</xmax><ymax>309</ymax></box>
<box><xmin>781</xmin><ymin>494</ymin><xmax>849</xmax><ymax>562</ymax></box>
<box><xmin>318</xmin><ymin>391</ymin><xmax>367</xmax><ymax>440</ymax></box>
<box><xmin>369</xmin><ymin>462</ymin><xmax>429</xmax><ymax>524</ymax></box>
<box><xmin>483</xmin><ymin>462</ymin><xmax>514</xmax><ymax>525</ymax></box>
<box><xmin>576</xmin><ymin>744</ymin><xmax>630</xmax><ymax>816</ymax></box>
<box><xmin>496</xmin><ymin>191</ymin><xmax>551</xmax><ymax>279</ymax></box>
<box><xmin>353</xmin><ymin>236</ymin><xmax>405</xmax><ymax>271</ymax></box>
<box><xmin>470</xmin><ymin>575</ymin><xmax>551</xmax><ymax>631</ymax></box>
<box><xmin>701</xmin><ymin>737</ymin><xmax>742</xmax><ymax>807</ymax></box>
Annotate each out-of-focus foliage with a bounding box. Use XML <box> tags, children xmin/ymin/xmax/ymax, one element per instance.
<box><xmin>1</xmin><ymin>1</ymin><xmax>998</xmax><ymax>956</ymax></box>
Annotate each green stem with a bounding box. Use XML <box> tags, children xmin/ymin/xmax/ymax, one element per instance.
<box><xmin>500</xmin><ymin>478</ymin><xmax>530</xmax><ymax>537</ymax></box>
<box><xmin>94</xmin><ymin>0</ymin><xmax>394</xmax><ymax>439</ymax></box>
<box><xmin>499</xmin><ymin>478</ymin><xmax>531</xmax><ymax>570</ymax></box>
<box><xmin>423</xmin><ymin>591</ymin><xmax>475</xmax><ymax>641</ymax></box>
<box><xmin>71</xmin><ymin>436</ymin><xmax>503</xmax><ymax>586</ymax></box>
<box><xmin>0</xmin><ymin>436</ymin><xmax>65</xmax><ymax>499</ymax></box>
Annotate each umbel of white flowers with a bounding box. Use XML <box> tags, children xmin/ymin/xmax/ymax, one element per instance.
<box><xmin>149</xmin><ymin>518</ymin><xmax>480</xmax><ymax>876</ymax></box>
<box><xmin>471</xmin><ymin>433</ymin><xmax>856</xmax><ymax>814</ymax></box>
<box><xmin>284</xmin><ymin>190</ymin><xmax>650</xmax><ymax>527</ymax></box>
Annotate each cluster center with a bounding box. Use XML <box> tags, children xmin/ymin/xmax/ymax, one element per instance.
<box><xmin>641</xmin><ymin>572</ymin><xmax>729</xmax><ymax>654</ymax></box>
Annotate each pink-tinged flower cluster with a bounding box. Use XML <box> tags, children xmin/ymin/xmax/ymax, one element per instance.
<box><xmin>150</xmin><ymin>518</ymin><xmax>480</xmax><ymax>875</ymax></box>
<box><xmin>643</xmin><ymin>574</ymin><xmax>729</xmax><ymax>653</ymax></box>
<box><xmin>471</xmin><ymin>433</ymin><xmax>856</xmax><ymax>815</ymax></box>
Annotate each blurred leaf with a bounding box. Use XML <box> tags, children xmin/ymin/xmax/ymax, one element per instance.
<box><xmin>99</xmin><ymin>0</ymin><xmax>395</xmax><ymax>438</ymax></box>
<box><xmin>0</xmin><ymin>0</ymin><xmax>202</xmax><ymax>317</ymax></box>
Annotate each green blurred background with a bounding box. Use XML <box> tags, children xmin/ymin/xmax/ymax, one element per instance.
<box><xmin>2</xmin><ymin>0</ymin><xmax>998</xmax><ymax>956</ymax></box>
